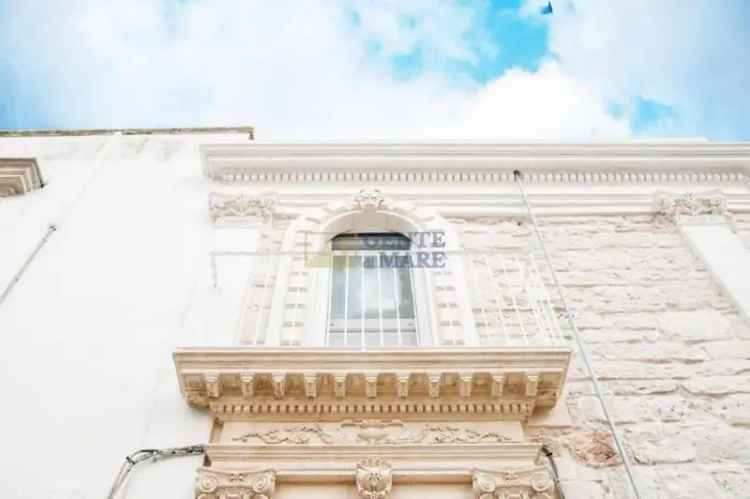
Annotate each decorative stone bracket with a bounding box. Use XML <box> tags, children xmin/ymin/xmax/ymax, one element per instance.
<box><xmin>472</xmin><ymin>467</ymin><xmax>555</xmax><ymax>499</ymax></box>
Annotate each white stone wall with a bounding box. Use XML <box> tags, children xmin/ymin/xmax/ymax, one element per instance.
<box><xmin>1</xmin><ymin>134</ymin><xmax>748</xmax><ymax>499</ymax></box>
<box><xmin>451</xmin><ymin>214</ymin><xmax>750</xmax><ymax>498</ymax></box>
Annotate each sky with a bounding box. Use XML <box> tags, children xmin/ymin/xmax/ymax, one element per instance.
<box><xmin>0</xmin><ymin>0</ymin><xmax>748</xmax><ymax>140</ymax></box>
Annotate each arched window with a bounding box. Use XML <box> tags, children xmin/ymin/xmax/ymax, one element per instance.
<box><xmin>327</xmin><ymin>233</ymin><xmax>418</xmax><ymax>348</ymax></box>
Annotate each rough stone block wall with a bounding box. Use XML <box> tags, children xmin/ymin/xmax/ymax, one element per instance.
<box><xmin>451</xmin><ymin>215</ymin><xmax>750</xmax><ymax>498</ymax></box>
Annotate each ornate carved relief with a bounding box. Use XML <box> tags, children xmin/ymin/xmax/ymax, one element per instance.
<box><xmin>350</xmin><ymin>187</ymin><xmax>391</xmax><ymax>212</ymax></box>
<box><xmin>356</xmin><ymin>458</ymin><xmax>392</xmax><ymax>499</ymax></box>
<box><xmin>231</xmin><ymin>420</ymin><xmax>518</xmax><ymax>446</ymax></box>
<box><xmin>472</xmin><ymin>467</ymin><xmax>554</xmax><ymax>499</ymax></box>
<box><xmin>195</xmin><ymin>468</ymin><xmax>276</xmax><ymax>499</ymax></box>
<box><xmin>208</xmin><ymin>192</ymin><xmax>277</xmax><ymax>223</ymax></box>
<box><xmin>654</xmin><ymin>190</ymin><xmax>729</xmax><ymax>224</ymax></box>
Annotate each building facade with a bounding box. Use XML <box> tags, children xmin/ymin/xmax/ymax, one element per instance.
<box><xmin>1</xmin><ymin>131</ymin><xmax>749</xmax><ymax>498</ymax></box>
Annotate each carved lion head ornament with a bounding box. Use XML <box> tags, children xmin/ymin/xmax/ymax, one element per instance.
<box><xmin>356</xmin><ymin>458</ymin><xmax>393</xmax><ymax>499</ymax></box>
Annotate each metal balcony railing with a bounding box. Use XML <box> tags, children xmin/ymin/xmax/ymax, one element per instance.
<box><xmin>210</xmin><ymin>249</ymin><xmax>565</xmax><ymax>348</ymax></box>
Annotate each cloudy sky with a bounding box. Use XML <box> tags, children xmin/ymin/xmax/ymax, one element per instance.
<box><xmin>0</xmin><ymin>0</ymin><xmax>748</xmax><ymax>140</ymax></box>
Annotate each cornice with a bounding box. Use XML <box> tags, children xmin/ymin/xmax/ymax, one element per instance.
<box><xmin>200</xmin><ymin>142</ymin><xmax>750</xmax><ymax>186</ymax></box>
<box><xmin>0</xmin><ymin>158</ymin><xmax>42</xmax><ymax>197</ymax></box>
<box><xmin>174</xmin><ymin>347</ymin><xmax>572</xmax><ymax>419</ymax></box>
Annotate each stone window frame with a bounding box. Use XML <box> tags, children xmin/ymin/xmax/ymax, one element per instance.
<box><xmin>241</xmin><ymin>191</ymin><xmax>479</xmax><ymax>348</ymax></box>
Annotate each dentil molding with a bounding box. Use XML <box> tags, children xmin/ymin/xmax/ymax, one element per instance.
<box><xmin>200</xmin><ymin>142</ymin><xmax>750</xmax><ymax>186</ymax></box>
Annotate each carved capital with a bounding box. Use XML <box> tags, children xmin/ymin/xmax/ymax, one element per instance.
<box><xmin>208</xmin><ymin>192</ymin><xmax>277</xmax><ymax>223</ymax></box>
<box><xmin>350</xmin><ymin>187</ymin><xmax>391</xmax><ymax>212</ymax></box>
<box><xmin>654</xmin><ymin>190</ymin><xmax>729</xmax><ymax>225</ymax></box>
<box><xmin>472</xmin><ymin>467</ymin><xmax>554</xmax><ymax>499</ymax></box>
<box><xmin>196</xmin><ymin>468</ymin><xmax>276</xmax><ymax>499</ymax></box>
<box><xmin>356</xmin><ymin>458</ymin><xmax>393</xmax><ymax>499</ymax></box>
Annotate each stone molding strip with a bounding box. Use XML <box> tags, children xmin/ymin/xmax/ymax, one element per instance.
<box><xmin>201</xmin><ymin>143</ymin><xmax>750</xmax><ymax>185</ymax></box>
<box><xmin>0</xmin><ymin>158</ymin><xmax>42</xmax><ymax>196</ymax></box>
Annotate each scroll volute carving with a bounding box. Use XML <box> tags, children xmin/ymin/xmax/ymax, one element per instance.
<box><xmin>195</xmin><ymin>468</ymin><xmax>276</xmax><ymax>499</ymax></box>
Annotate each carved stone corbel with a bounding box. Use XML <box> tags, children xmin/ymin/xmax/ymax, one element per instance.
<box><xmin>272</xmin><ymin>374</ymin><xmax>286</xmax><ymax>399</ymax></box>
<box><xmin>356</xmin><ymin>458</ymin><xmax>393</xmax><ymax>499</ymax></box>
<box><xmin>491</xmin><ymin>374</ymin><xmax>506</xmax><ymax>398</ymax></box>
<box><xmin>472</xmin><ymin>467</ymin><xmax>554</xmax><ymax>499</ymax></box>
<box><xmin>195</xmin><ymin>468</ymin><xmax>276</xmax><ymax>499</ymax></box>
<box><xmin>241</xmin><ymin>374</ymin><xmax>255</xmax><ymax>398</ymax></box>
<box><xmin>396</xmin><ymin>374</ymin><xmax>410</xmax><ymax>398</ymax></box>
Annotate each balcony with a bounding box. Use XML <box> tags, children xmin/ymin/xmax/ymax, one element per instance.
<box><xmin>209</xmin><ymin>248</ymin><xmax>568</xmax><ymax>349</ymax></box>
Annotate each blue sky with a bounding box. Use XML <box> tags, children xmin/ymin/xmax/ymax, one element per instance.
<box><xmin>0</xmin><ymin>0</ymin><xmax>747</xmax><ymax>140</ymax></box>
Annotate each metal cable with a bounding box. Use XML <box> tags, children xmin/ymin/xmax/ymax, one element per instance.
<box><xmin>513</xmin><ymin>170</ymin><xmax>642</xmax><ymax>499</ymax></box>
<box><xmin>0</xmin><ymin>224</ymin><xmax>57</xmax><ymax>309</ymax></box>
<box><xmin>107</xmin><ymin>444</ymin><xmax>206</xmax><ymax>499</ymax></box>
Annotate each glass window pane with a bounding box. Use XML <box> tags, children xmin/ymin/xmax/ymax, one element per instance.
<box><xmin>328</xmin><ymin>233</ymin><xmax>418</xmax><ymax>349</ymax></box>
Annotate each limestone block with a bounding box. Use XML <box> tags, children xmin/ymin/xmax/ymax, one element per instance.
<box><xmin>654</xmin><ymin>397</ymin><xmax>708</xmax><ymax>423</ymax></box>
<box><xmin>604</xmin><ymin>380</ymin><xmax>679</xmax><ymax>396</ymax></box>
<box><xmin>711</xmin><ymin>395</ymin><xmax>750</xmax><ymax>426</ymax></box>
<box><xmin>575</xmin><ymin>396</ymin><xmax>655</xmax><ymax>424</ymax></box>
<box><xmin>593</xmin><ymin>342</ymin><xmax>707</xmax><ymax>363</ymax></box>
<box><xmin>592</xmin><ymin>361</ymin><xmax>690</xmax><ymax>380</ymax></box>
<box><xmin>682</xmin><ymin>376</ymin><xmax>750</xmax><ymax>395</ymax></box>
<box><xmin>659</xmin><ymin>466</ymin><xmax>726</xmax><ymax>498</ymax></box>
<box><xmin>624</xmin><ymin>424</ymin><xmax>696</xmax><ymax>465</ymax></box>
<box><xmin>658</xmin><ymin>310</ymin><xmax>733</xmax><ymax>343</ymax></box>
<box><xmin>710</xmin><ymin>465</ymin><xmax>750</xmax><ymax>497</ymax></box>
<box><xmin>690</xmin><ymin>359</ymin><xmax>750</xmax><ymax>377</ymax></box>
<box><xmin>703</xmin><ymin>340</ymin><xmax>750</xmax><ymax>360</ymax></box>
<box><xmin>558</xmin><ymin>480</ymin><xmax>610</xmax><ymax>499</ymax></box>
<box><xmin>682</xmin><ymin>424</ymin><xmax>750</xmax><ymax>466</ymax></box>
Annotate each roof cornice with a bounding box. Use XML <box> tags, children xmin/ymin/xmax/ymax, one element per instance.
<box><xmin>201</xmin><ymin>142</ymin><xmax>750</xmax><ymax>186</ymax></box>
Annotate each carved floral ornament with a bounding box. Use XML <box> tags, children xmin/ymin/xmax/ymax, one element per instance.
<box><xmin>208</xmin><ymin>192</ymin><xmax>278</xmax><ymax>222</ymax></box>
<box><xmin>231</xmin><ymin>420</ymin><xmax>517</xmax><ymax>446</ymax></box>
<box><xmin>350</xmin><ymin>186</ymin><xmax>392</xmax><ymax>212</ymax></box>
<box><xmin>653</xmin><ymin>190</ymin><xmax>729</xmax><ymax>224</ymax></box>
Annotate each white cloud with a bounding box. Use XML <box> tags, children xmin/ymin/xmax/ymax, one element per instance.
<box><xmin>534</xmin><ymin>0</ymin><xmax>750</xmax><ymax>139</ymax></box>
<box><xmin>1</xmin><ymin>0</ymin><xmax>746</xmax><ymax>139</ymax></box>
